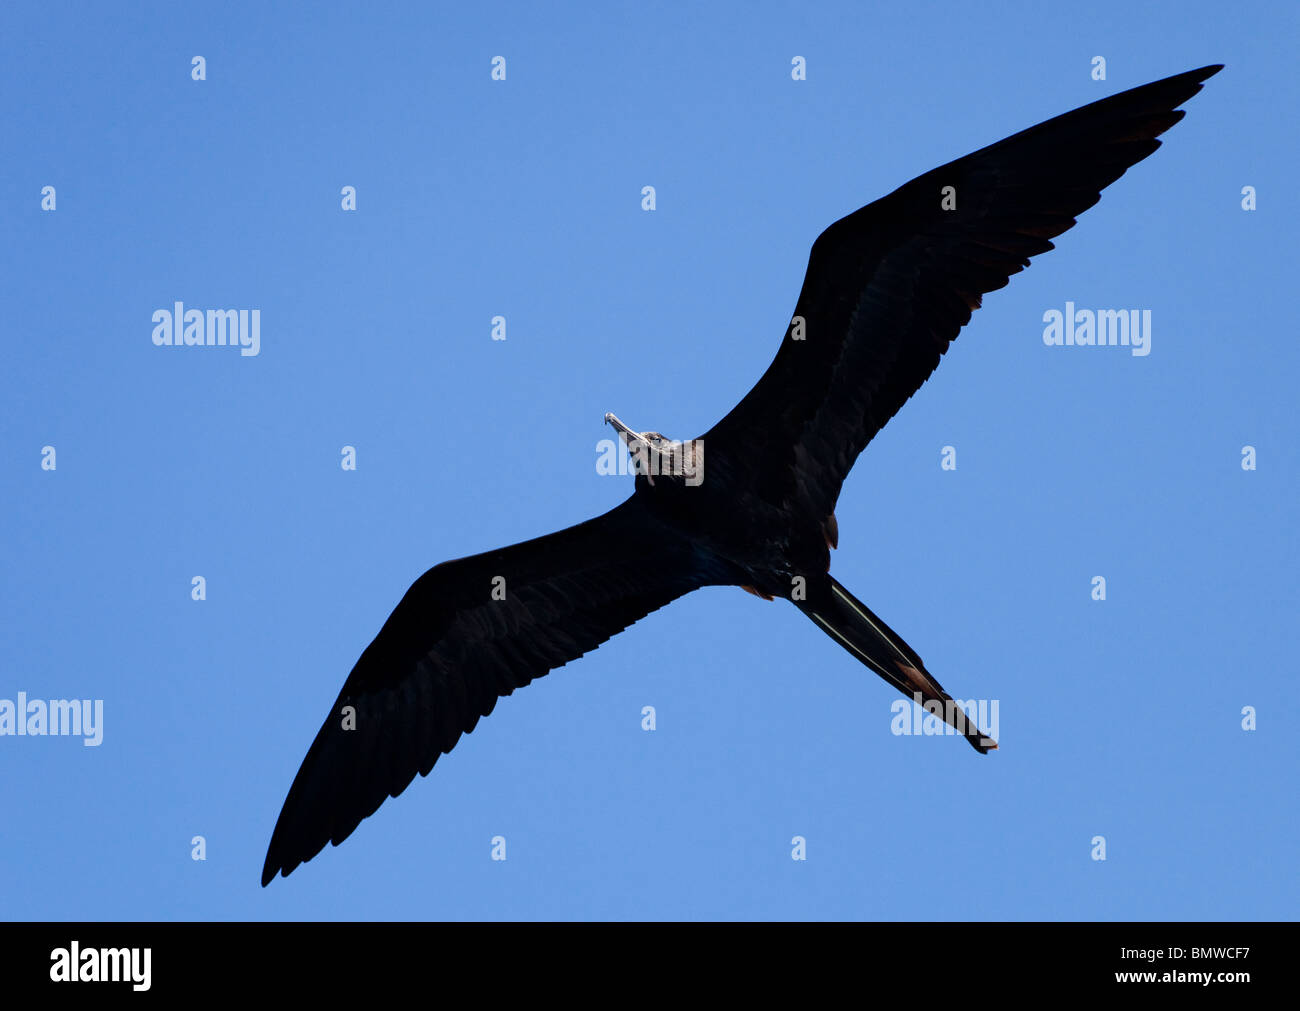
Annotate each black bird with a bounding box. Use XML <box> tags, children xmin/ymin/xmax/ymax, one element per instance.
<box><xmin>263</xmin><ymin>65</ymin><xmax>1220</xmax><ymax>884</ymax></box>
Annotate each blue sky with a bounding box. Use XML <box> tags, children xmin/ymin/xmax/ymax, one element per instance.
<box><xmin>2</xmin><ymin>1</ymin><xmax>1295</xmax><ymax>920</ymax></box>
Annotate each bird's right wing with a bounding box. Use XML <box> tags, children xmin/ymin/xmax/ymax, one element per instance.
<box><xmin>262</xmin><ymin>494</ymin><xmax>709</xmax><ymax>885</ymax></box>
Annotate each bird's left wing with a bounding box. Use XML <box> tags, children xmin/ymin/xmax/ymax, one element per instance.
<box><xmin>262</xmin><ymin>494</ymin><xmax>708</xmax><ymax>884</ymax></box>
<box><xmin>703</xmin><ymin>65</ymin><xmax>1221</xmax><ymax>522</ymax></box>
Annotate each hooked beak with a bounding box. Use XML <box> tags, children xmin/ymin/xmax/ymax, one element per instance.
<box><xmin>604</xmin><ymin>412</ymin><xmax>645</xmax><ymax>448</ymax></box>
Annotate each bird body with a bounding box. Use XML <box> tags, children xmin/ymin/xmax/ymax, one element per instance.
<box><xmin>263</xmin><ymin>65</ymin><xmax>1221</xmax><ymax>885</ymax></box>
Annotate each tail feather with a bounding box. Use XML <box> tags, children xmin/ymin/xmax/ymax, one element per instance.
<box><xmin>800</xmin><ymin>576</ymin><xmax>997</xmax><ymax>753</ymax></box>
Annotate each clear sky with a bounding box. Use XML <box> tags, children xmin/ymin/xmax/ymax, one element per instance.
<box><xmin>2</xmin><ymin>0</ymin><xmax>1295</xmax><ymax>921</ymax></box>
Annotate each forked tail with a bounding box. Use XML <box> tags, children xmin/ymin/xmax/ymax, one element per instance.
<box><xmin>798</xmin><ymin>575</ymin><xmax>997</xmax><ymax>753</ymax></box>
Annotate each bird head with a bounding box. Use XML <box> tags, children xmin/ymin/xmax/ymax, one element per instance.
<box><xmin>604</xmin><ymin>412</ymin><xmax>704</xmax><ymax>487</ymax></box>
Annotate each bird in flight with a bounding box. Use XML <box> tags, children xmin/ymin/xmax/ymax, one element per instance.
<box><xmin>263</xmin><ymin>65</ymin><xmax>1221</xmax><ymax>885</ymax></box>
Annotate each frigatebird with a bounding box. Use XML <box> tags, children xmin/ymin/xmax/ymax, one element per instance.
<box><xmin>263</xmin><ymin>65</ymin><xmax>1220</xmax><ymax>884</ymax></box>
